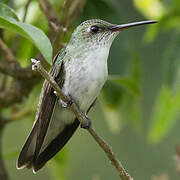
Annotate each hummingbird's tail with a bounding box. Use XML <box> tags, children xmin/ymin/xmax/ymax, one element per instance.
<box><xmin>17</xmin><ymin>50</ymin><xmax>80</xmax><ymax>172</ymax></box>
<box><xmin>16</xmin><ymin>112</ymin><xmax>79</xmax><ymax>172</ymax></box>
<box><xmin>17</xmin><ymin>79</ymin><xmax>80</xmax><ymax>173</ymax></box>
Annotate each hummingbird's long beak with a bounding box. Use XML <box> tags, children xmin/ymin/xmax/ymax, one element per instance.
<box><xmin>108</xmin><ymin>20</ymin><xmax>158</xmax><ymax>31</ymax></box>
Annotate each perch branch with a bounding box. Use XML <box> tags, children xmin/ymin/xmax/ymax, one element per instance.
<box><xmin>31</xmin><ymin>58</ymin><xmax>132</xmax><ymax>180</ymax></box>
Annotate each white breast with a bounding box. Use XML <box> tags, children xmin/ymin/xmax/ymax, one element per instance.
<box><xmin>62</xmin><ymin>47</ymin><xmax>110</xmax><ymax>112</ymax></box>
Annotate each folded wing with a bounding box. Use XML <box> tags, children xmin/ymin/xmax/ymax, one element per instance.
<box><xmin>17</xmin><ymin>49</ymin><xmax>80</xmax><ymax>172</ymax></box>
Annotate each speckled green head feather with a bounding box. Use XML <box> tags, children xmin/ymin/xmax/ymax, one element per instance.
<box><xmin>67</xmin><ymin>19</ymin><xmax>157</xmax><ymax>54</ymax></box>
<box><xmin>68</xmin><ymin>19</ymin><xmax>118</xmax><ymax>50</ymax></box>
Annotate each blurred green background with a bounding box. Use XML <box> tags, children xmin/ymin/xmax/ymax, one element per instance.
<box><xmin>1</xmin><ymin>0</ymin><xmax>180</xmax><ymax>179</ymax></box>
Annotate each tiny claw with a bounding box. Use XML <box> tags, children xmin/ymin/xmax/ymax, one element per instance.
<box><xmin>65</xmin><ymin>94</ymin><xmax>74</xmax><ymax>107</ymax></box>
<box><xmin>81</xmin><ymin>117</ymin><xmax>91</xmax><ymax>129</ymax></box>
<box><xmin>67</xmin><ymin>98</ymin><xmax>73</xmax><ymax>107</ymax></box>
<box><xmin>58</xmin><ymin>95</ymin><xmax>73</xmax><ymax>108</ymax></box>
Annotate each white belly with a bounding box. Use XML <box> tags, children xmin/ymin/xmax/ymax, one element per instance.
<box><xmin>62</xmin><ymin>47</ymin><xmax>109</xmax><ymax>112</ymax></box>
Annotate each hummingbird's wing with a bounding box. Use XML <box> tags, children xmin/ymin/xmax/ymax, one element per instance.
<box><xmin>17</xmin><ymin>49</ymin><xmax>79</xmax><ymax>172</ymax></box>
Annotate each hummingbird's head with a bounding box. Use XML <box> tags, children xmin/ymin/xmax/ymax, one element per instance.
<box><xmin>68</xmin><ymin>19</ymin><xmax>157</xmax><ymax>53</ymax></box>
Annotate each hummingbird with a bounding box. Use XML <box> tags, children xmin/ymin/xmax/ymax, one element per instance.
<box><xmin>17</xmin><ymin>19</ymin><xmax>157</xmax><ymax>173</ymax></box>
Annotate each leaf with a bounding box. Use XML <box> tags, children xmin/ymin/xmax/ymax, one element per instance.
<box><xmin>108</xmin><ymin>75</ymin><xmax>141</xmax><ymax>97</ymax></box>
<box><xmin>148</xmin><ymin>86</ymin><xmax>180</xmax><ymax>143</ymax></box>
<box><xmin>0</xmin><ymin>3</ymin><xmax>19</xmax><ymax>21</ymax></box>
<box><xmin>0</xmin><ymin>3</ymin><xmax>52</xmax><ymax>64</ymax></box>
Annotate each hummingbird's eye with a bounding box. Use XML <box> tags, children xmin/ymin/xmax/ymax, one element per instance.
<box><xmin>90</xmin><ymin>25</ymin><xmax>99</xmax><ymax>33</ymax></box>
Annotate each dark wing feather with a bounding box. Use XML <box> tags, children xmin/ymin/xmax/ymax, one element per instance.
<box><xmin>33</xmin><ymin>118</ymin><xmax>79</xmax><ymax>172</ymax></box>
<box><xmin>17</xmin><ymin>50</ymin><xmax>65</xmax><ymax>169</ymax></box>
<box><xmin>33</xmin><ymin>77</ymin><xmax>58</xmax><ymax>161</ymax></box>
<box><xmin>17</xmin><ymin>120</ymin><xmax>38</xmax><ymax>169</ymax></box>
<box><xmin>33</xmin><ymin>99</ymin><xmax>97</xmax><ymax>171</ymax></box>
<box><xmin>17</xmin><ymin>46</ymin><xmax>95</xmax><ymax>172</ymax></box>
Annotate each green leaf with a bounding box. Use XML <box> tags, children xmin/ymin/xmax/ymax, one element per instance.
<box><xmin>0</xmin><ymin>3</ymin><xmax>19</xmax><ymax>21</ymax></box>
<box><xmin>148</xmin><ymin>86</ymin><xmax>180</xmax><ymax>143</ymax></box>
<box><xmin>0</xmin><ymin>3</ymin><xmax>52</xmax><ymax>64</ymax></box>
<box><xmin>108</xmin><ymin>75</ymin><xmax>141</xmax><ymax>97</ymax></box>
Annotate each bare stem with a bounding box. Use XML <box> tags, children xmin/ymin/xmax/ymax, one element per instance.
<box><xmin>23</xmin><ymin>0</ymin><xmax>32</xmax><ymax>22</ymax></box>
<box><xmin>37</xmin><ymin>0</ymin><xmax>60</xmax><ymax>39</ymax></box>
<box><xmin>31</xmin><ymin>59</ymin><xmax>133</xmax><ymax>180</ymax></box>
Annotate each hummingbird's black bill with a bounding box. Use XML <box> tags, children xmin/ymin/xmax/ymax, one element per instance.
<box><xmin>109</xmin><ymin>20</ymin><xmax>158</xmax><ymax>31</ymax></box>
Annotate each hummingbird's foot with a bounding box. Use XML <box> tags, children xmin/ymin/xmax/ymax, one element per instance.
<box><xmin>59</xmin><ymin>100</ymin><xmax>68</xmax><ymax>108</ymax></box>
<box><xmin>58</xmin><ymin>99</ymin><xmax>73</xmax><ymax>108</ymax></box>
<box><xmin>56</xmin><ymin>92</ymin><xmax>73</xmax><ymax>108</ymax></box>
<box><xmin>81</xmin><ymin>116</ymin><xmax>91</xmax><ymax>129</ymax></box>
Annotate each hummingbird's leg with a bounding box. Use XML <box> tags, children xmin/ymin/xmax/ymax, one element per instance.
<box><xmin>81</xmin><ymin>114</ymin><xmax>91</xmax><ymax>129</ymax></box>
<box><xmin>58</xmin><ymin>98</ymin><xmax>73</xmax><ymax>108</ymax></box>
<box><xmin>58</xmin><ymin>99</ymin><xmax>69</xmax><ymax>108</ymax></box>
<box><xmin>55</xmin><ymin>91</ymin><xmax>73</xmax><ymax>108</ymax></box>
<box><xmin>80</xmin><ymin>99</ymin><xmax>96</xmax><ymax>129</ymax></box>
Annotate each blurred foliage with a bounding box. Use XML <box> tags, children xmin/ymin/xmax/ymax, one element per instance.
<box><xmin>80</xmin><ymin>0</ymin><xmax>115</xmax><ymax>19</ymax></box>
<box><xmin>0</xmin><ymin>3</ymin><xmax>52</xmax><ymax>63</ymax></box>
<box><xmin>134</xmin><ymin>0</ymin><xmax>180</xmax><ymax>43</ymax></box>
<box><xmin>100</xmin><ymin>54</ymin><xmax>142</xmax><ymax>134</ymax></box>
<box><xmin>148</xmin><ymin>86</ymin><xmax>180</xmax><ymax>143</ymax></box>
<box><xmin>133</xmin><ymin>0</ymin><xmax>165</xmax><ymax>19</ymax></box>
<box><xmin>133</xmin><ymin>0</ymin><xmax>180</xmax><ymax>143</ymax></box>
<box><xmin>48</xmin><ymin>149</ymin><xmax>67</xmax><ymax>180</ymax></box>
